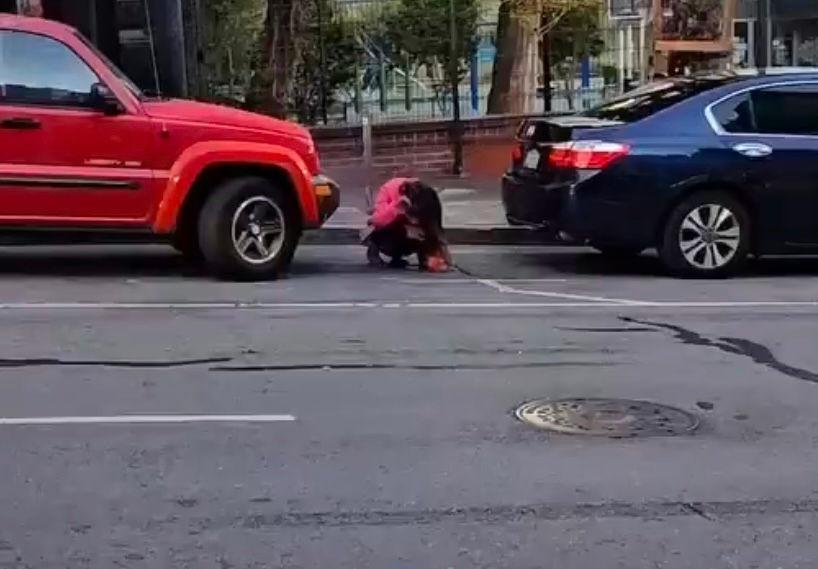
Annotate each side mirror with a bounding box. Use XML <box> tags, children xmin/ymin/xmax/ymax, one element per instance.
<box><xmin>90</xmin><ymin>83</ymin><xmax>124</xmax><ymax>116</ymax></box>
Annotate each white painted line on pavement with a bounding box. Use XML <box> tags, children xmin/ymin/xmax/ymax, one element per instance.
<box><xmin>408</xmin><ymin>302</ymin><xmax>620</xmax><ymax>308</ymax></box>
<box><xmin>409</xmin><ymin>301</ymin><xmax>818</xmax><ymax>308</ymax></box>
<box><xmin>635</xmin><ymin>301</ymin><xmax>818</xmax><ymax>307</ymax></box>
<box><xmin>0</xmin><ymin>302</ymin><xmax>379</xmax><ymax>310</ymax></box>
<box><xmin>0</xmin><ymin>300</ymin><xmax>817</xmax><ymax>311</ymax></box>
<box><xmin>477</xmin><ymin>279</ymin><xmax>648</xmax><ymax>306</ymax></box>
<box><xmin>0</xmin><ymin>414</ymin><xmax>297</xmax><ymax>426</ymax></box>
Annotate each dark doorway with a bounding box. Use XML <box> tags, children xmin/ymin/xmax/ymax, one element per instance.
<box><xmin>0</xmin><ymin>0</ymin><xmax>16</xmax><ymax>14</ymax></box>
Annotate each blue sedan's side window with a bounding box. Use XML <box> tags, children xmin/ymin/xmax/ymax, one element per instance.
<box><xmin>751</xmin><ymin>85</ymin><xmax>818</xmax><ymax>136</ymax></box>
<box><xmin>712</xmin><ymin>93</ymin><xmax>755</xmax><ymax>133</ymax></box>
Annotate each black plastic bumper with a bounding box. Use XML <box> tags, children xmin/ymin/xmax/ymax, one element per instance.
<box><xmin>502</xmin><ymin>173</ymin><xmax>567</xmax><ymax>229</ymax></box>
<box><xmin>501</xmin><ymin>173</ymin><xmax>650</xmax><ymax>247</ymax></box>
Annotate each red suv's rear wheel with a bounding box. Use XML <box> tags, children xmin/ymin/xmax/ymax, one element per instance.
<box><xmin>198</xmin><ymin>176</ymin><xmax>299</xmax><ymax>281</ymax></box>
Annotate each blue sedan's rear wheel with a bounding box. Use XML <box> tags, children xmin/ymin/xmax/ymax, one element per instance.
<box><xmin>660</xmin><ymin>191</ymin><xmax>750</xmax><ymax>278</ymax></box>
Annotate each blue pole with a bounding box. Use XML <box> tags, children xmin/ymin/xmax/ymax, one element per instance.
<box><xmin>581</xmin><ymin>56</ymin><xmax>591</xmax><ymax>88</ymax></box>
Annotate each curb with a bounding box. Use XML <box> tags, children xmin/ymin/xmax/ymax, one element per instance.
<box><xmin>305</xmin><ymin>227</ymin><xmax>566</xmax><ymax>246</ymax></box>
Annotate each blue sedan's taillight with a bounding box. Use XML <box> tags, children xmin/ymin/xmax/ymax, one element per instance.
<box><xmin>548</xmin><ymin>140</ymin><xmax>630</xmax><ymax>170</ymax></box>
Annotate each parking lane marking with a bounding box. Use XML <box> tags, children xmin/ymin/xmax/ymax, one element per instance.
<box><xmin>0</xmin><ymin>302</ymin><xmax>380</xmax><ymax>310</ymax></box>
<box><xmin>1</xmin><ymin>300</ymin><xmax>818</xmax><ymax>311</ymax></box>
<box><xmin>0</xmin><ymin>414</ymin><xmax>297</xmax><ymax>426</ymax></box>
<box><xmin>477</xmin><ymin>279</ymin><xmax>648</xmax><ymax>305</ymax></box>
<box><xmin>407</xmin><ymin>301</ymin><xmax>818</xmax><ymax>308</ymax></box>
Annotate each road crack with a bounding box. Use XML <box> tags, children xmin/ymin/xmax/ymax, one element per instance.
<box><xmin>216</xmin><ymin>497</ymin><xmax>818</xmax><ymax>529</ymax></box>
<box><xmin>0</xmin><ymin>356</ymin><xmax>232</xmax><ymax>369</ymax></box>
<box><xmin>621</xmin><ymin>317</ymin><xmax>818</xmax><ymax>384</ymax></box>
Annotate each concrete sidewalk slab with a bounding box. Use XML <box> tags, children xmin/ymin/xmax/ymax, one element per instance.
<box><xmin>319</xmin><ymin>176</ymin><xmax>562</xmax><ymax>245</ymax></box>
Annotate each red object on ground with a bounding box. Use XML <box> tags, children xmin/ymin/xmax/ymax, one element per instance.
<box><xmin>425</xmin><ymin>255</ymin><xmax>449</xmax><ymax>273</ymax></box>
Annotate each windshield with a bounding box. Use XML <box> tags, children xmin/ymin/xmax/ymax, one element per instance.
<box><xmin>585</xmin><ymin>75</ymin><xmax>741</xmax><ymax>123</ymax></box>
<box><xmin>74</xmin><ymin>32</ymin><xmax>144</xmax><ymax>100</ymax></box>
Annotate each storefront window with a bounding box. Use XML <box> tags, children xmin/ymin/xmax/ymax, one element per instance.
<box><xmin>732</xmin><ymin>20</ymin><xmax>755</xmax><ymax>68</ymax></box>
<box><xmin>772</xmin><ymin>18</ymin><xmax>818</xmax><ymax>67</ymax></box>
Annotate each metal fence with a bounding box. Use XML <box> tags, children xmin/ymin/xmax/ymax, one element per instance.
<box><xmin>197</xmin><ymin>0</ymin><xmax>643</xmax><ymax>125</ymax></box>
<box><xmin>306</xmin><ymin>0</ymin><xmax>631</xmax><ymax>125</ymax></box>
<box><xmin>173</xmin><ymin>0</ymin><xmax>818</xmax><ymax>126</ymax></box>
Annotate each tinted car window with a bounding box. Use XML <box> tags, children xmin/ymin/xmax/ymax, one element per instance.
<box><xmin>586</xmin><ymin>76</ymin><xmax>740</xmax><ymax>123</ymax></box>
<box><xmin>752</xmin><ymin>84</ymin><xmax>818</xmax><ymax>135</ymax></box>
<box><xmin>711</xmin><ymin>93</ymin><xmax>756</xmax><ymax>133</ymax></box>
<box><xmin>0</xmin><ymin>30</ymin><xmax>99</xmax><ymax>107</ymax></box>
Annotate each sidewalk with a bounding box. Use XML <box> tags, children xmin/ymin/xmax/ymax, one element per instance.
<box><xmin>310</xmin><ymin>170</ymin><xmax>557</xmax><ymax>245</ymax></box>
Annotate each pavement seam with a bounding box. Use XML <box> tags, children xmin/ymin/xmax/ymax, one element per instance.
<box><xmin>227</xmin><ymin>498</ymin><xmax>818</xmax><ymax>529</ymax></box>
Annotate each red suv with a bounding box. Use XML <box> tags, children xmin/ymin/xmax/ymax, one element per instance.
<box><xmin>0</xmin><ymin>15</ymin><xmax>339</xmax><ymax>280</ymax></box>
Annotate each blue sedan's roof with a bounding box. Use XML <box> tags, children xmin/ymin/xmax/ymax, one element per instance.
<box><xmin>730</xmin><ymin>72</ymin><xmax>818</xmax><ymax>86</ymax></box>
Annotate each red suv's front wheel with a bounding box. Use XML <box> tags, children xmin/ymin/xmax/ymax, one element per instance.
<box><xmin>198</xmin><ymin>176</ymin><xmax>300</xmax><ymax>281</ymax></box>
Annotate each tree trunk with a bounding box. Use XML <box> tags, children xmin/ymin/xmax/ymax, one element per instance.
<box><xmin>250</xmin><ymin>0</ymin><xmax>297</xmax><ymax>117</ymax></box>
<box><xmin>486</xmin><ymin>1</ymin><xmax>538</xmax><ymax>115</ymax></box>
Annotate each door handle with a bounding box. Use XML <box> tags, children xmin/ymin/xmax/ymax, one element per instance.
<box><xmin>0</xmin><ymin>117</ymin><xmax>41</xmax><ymax>130</ymax></box>
<box><xmin>732</xmin><ymin>142</ymin><xmax>773</xmax><ymax>158</ymax></box>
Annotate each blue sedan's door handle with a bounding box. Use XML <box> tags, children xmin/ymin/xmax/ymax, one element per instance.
<box><xmin>733</xmin><ymin>142</ymin><xmax>773</xmax><ymax>158</ymax></box>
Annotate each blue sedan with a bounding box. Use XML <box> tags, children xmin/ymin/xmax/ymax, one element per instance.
<box><xmin>502</xmin><ymin>72</ymin><xmax>818</xmax><ymax>277</ymax></box>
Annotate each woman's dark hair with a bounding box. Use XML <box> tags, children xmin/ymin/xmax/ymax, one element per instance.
<box><xmin>403</xmin><ymin>181</ymin><xmax>443</xmax><ymax>234</ymax></box>
<box><xmin>403</xmin><ymin>180</ymin><xmax>451</xmax><ymax>263</ymax></box>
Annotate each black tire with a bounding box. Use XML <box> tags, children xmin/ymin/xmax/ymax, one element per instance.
<box><xmin>197</xmin><ymin>176</ymin><xmax>300</xmax><ymax>281</ymax></box>
<box><xmin>659</xmin><ymin>190</ymin><xmax>750</xmax><ymax>278</ymax></box>
<box><xmin>591</xmin><ymin>243</ymin><xmax>644</xmax><ymax>259</ymax></box>
<box><xmin>171</xmin><ymin>228</ymin><xmax>202</xmax><ymax>265</ymax></box>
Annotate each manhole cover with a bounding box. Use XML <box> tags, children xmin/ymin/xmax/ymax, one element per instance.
<box><xmin>515</xmin><ymin>398</ymin><xmax>699</xmax><ymax>437</ymax></box>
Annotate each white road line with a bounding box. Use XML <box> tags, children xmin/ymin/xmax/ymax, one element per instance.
<box><xmin>0</xmin><ymin>300</ymin><xmax>816</xmax><ymax>311</ymax></box>
<box><xmin>408</xmin><ymin>301</ymin><xmax>818</xmax><ymax>308</ymax></box>
<box><xmin>636</xmin><ymin>301</ymin><xmax>818</xmax><ymax>307</ymax></box>
<box><xmin>408</xmin><ymin>302</ymin><xmax>620</xmax><ymax>308</ymax></box>
<box><xmin>477</xmin><ymin>279</ymin><xmax>647</xmax><ymax>306</ymax></box>
<box><xmin>0</xmin><ymin>414</ymin><xmax>297</xmax><ymax>426</ymax></box>
<box><xmin>0</xmin><ymin>302</ymin><xmax>379</xmax><ymax>310</ymax></box>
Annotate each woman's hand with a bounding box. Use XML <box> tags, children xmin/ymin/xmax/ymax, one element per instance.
<box><xmin>406</xmin><ymin>225</ymin><xmax>425</xmax><ymax>241</ymax></box>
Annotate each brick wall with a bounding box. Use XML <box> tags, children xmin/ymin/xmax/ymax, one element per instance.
<box><xmin>312</xmin><ymin>115</ymin><xmax>533</xmax><ymax>184</ymax></box>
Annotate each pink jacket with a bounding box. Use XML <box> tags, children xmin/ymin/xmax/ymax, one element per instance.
<box><xmin>369</xmin><ymin>177</ymin><xmax>418</xmax><ymax>229</ymax></box>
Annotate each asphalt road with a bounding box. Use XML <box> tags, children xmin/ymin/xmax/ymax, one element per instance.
<box><xmin>1</xmin><ymin>244</ymin><xmax>818</xmax><ymax>568</ymax></box>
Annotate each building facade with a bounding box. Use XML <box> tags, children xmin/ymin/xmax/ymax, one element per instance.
<box><xmin>1</xmin><ymin>0</ymin><xmax>202</xmax><ymax>98</ymax></box>
<box><xmin>605</xmin><ymin>1</ymin><xmax>818</xmax><ymax>83</ymax></box>
<box><xmin>734</xmin><ymin>0</ymin><xmax>818</xmax><ymax>68</ymax></box>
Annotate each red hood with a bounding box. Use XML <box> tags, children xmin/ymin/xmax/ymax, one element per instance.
<box><xmin>142</xmin><ymin>99</ymin><xmax>311</xmax><ymax>141</ymax></box>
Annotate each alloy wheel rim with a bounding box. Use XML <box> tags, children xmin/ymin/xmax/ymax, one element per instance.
<box><xmin>231</xmin><ymin>196</ymin><xmax>286</xmax><ymax>265</ymax></box>
<box><xmin>678</xmin><ymin>203</ymin><xmax>741</xmax><ymax>270</ymax></box>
